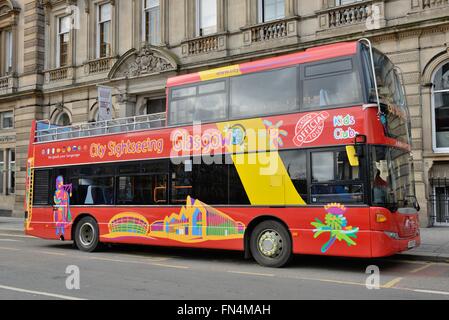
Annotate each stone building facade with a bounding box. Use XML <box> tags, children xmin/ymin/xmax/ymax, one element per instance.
<box><xmin>0</xmin><ymin>0</ymin><xmax>449</xmax><ymax>226</ymax></box>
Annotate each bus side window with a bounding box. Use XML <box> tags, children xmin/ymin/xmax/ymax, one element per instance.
<box><xmin>310</xmin><ymin>150</ymin><xmax>364</xmax><ymax>204</ymax></box>
<box><xmin>116</xmin><ymin>175</ymin><xmax>168</xmax><ymax>206</ymax></box>
<box><xmin>75</xmin><ymin>177</ymin><xmax>114</xmax><ymax>205</ymax></box>
<box><xmin>33</xmin><ymin>170</ymin><xmax>51</xmax><ymax>205</ymax></box>
<box><xmin>302</xmin><ymin>59</ymin><xmax>362</xmax><ymax>111</ymax></box>
<box><xmin>279</xmin><ymin>150</ymin><xmax>308</xmax><ymax>201</ymax></box>
<box><xmin>171</xmin><ymin>161</ymin><xmax>193</xmax><ymax>204</ymax></box>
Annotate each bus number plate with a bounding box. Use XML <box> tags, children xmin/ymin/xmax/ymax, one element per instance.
<box><xmin>408</xmin><ymin>240</ymin><xmax>416</xmax><ymax>249</ymax></box>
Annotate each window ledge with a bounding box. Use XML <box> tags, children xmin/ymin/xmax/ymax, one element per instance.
<box><xmin>44</xmin><ymin>66</ymin><xmax>75</xmax><ymax>84</ymax></box>
<box><xmin>316</xmin><ymin>0</ymin><xmax>386</xmax><ymax>31</ymax></box>
<box><xmin>181</xmin><ymin>33</ymin><xmax>228</xmax><ymax>57</ymax></box>
<box><xmin>0</xmin><ymin>74</ymin><xmax>18</xmax><ymax>95</ymax></box>
<box><xmin>241</xmin><ymin>16</ymin><xmax>299</xmax><ymax>46</ymax></box>
<box><xmin>410</xmin><ymin>0</ymin><xmax>449</xmax><ymax>13</ymax></box>
<box><xmin>84</xmin><ymin>56</ymin><xmax>117</xmax><ymax>75</ymax></box>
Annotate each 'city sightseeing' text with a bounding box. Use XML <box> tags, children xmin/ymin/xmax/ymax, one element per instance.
<box><xmin>90</xmin><ymin>138</ymin><xmax>164</xmax><ymax>159</ymax></box>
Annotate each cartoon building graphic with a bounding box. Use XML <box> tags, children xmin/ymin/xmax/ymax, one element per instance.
<box><xmin>106</xmin><ymin>213</ymin><xmax>151</xmax><ymax>238</ymax></box>
<box><xmin>102</xmin><ymin>197</ymin><xmax>245</xmax><ymax>243</ymax></box>
<box><xmin>150</xmin><ymin>197</ymin><xmax>245</xmax><ymax>243</ymax></box>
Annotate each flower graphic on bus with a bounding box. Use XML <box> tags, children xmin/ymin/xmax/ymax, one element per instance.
<box><xmin>311</xmin><ymin>203</ymin><xmax>359</xmax><ymax>253</ymax></box>
<box><xmin>263</xmin><ymin>120</ymin><xmax>288</xmax><ymax>149</ymax></box>
<box><xmin>53</xmin><ymin>176</ymin><xmax>73</xmax><ymax>238</ymax></box>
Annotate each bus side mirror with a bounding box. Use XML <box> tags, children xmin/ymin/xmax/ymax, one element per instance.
<box><xmin>346</xmin><ymin>146</ymin><xmax>360</xmax><ymax>167</ymax></box>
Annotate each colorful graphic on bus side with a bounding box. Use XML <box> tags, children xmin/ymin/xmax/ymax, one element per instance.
<box><xmin>53</xmin><ymin>176</ymin><xmax>73</xmax><ymax>237</ymax></box>
<box><xmin>103</xmin><ymin>197</ymin><xmax>245</xmax><ymax>244</ymax></box>
<box><xmin>311</xmin><ymin>203</ymin><xmax>359</xmax><ymax>253</ymax></box>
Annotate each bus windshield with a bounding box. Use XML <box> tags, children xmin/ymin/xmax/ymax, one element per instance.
<box><xmin>373</xmin><ymin>52</ymin><xmax>405</xmax><ymax>107</ymax></box>
<box><xmin>362</xmin><ymin>44</ymin><xmax>410</xmax><ymax>144</ymax></box>
<box><xmin>371</xmin><ymin>146</ymin><xmax>416</xmax><ymax>211</ymax></box>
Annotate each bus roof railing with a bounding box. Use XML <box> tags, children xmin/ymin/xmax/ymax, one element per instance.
<box><xmin>35</xmin><ymin>113</ymin><xmax>166</xmax><ymax>143</ymax></box>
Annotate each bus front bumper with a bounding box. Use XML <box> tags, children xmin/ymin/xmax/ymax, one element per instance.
<box><xmin>371</xmin><ymin>230</ymin><xmax>421</xmax><ymax>258</ymax></box>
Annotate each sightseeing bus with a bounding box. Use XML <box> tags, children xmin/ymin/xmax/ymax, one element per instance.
<box><xmin>24</xmin><ymin>40</ymin><xmax>420</xmax><ymax>267</ymax></box>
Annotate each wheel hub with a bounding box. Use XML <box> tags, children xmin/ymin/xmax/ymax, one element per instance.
<box><xmin>258</xmin><ymin>230</ymin><xmax>283</xmax><ymax>258</ymax></box>
<box><xmin>79</xmin><ymin>223</ymin><xmax>94</xmax><ymax>246</ymax></box>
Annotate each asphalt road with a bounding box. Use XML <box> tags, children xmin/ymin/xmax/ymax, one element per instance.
<box><xmin>0</xmin><ymin>231</ymin><xmax>448</xmax><ymax>300</ymax></box>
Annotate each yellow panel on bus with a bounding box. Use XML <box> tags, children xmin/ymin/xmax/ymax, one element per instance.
<box><xmin>216</xmin><ymin>119</ymin><xmax>306</xmax><ymax>206</ymax></box>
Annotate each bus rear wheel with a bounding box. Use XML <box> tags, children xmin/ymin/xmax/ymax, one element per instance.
<box><xmin>250</xmin><ymin>220</ymin><xmax>292</xmax><ymax>268</ymax></box>
<box><xmin>74</xmin><ymin>216</ymin><xmax>101</xmax><ymax>252</ymax></box>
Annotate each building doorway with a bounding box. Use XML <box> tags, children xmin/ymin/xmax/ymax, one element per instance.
<box><xmin>431</xmin><ymin>179</ymin><xmax>449</xmax><ymax>226</ymax></box>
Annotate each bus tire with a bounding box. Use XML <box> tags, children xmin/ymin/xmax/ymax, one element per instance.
<box><xmin>250</xmin><ymin>220</ymin><xmax>292</xmax><ymax>268</ymax></box>
<box><xmin>74</xmin><ymin>216</ymin><xmax>101</xmax><ymax>252</ymax></box>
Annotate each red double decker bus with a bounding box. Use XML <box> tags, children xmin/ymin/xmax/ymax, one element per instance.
<box><xmin>25</xmin><ymin>40</ymin><xmax>420</xmax><ymax>267</ymax></box>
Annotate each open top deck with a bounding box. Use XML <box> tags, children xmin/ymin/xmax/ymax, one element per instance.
<box><xmin>35</xmin><ymin>113</ymin><xmax>166</xmax><ymax>143</ymax></box>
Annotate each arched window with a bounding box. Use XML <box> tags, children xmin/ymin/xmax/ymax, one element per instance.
<box><xmin>432</xmin><ymin>62</ymin><xmax>449</xmax><ymax>152</ymax></box>
<box><xmin>56</xmin><ymin>112</ymin><xmax>71</xmax><ymax>126</ymax></box>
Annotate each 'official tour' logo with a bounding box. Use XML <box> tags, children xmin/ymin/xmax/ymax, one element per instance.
<box><xmin>293</xmin><ymin>111</ymin><xmax>330</xmax><ymax>147</ymax></box>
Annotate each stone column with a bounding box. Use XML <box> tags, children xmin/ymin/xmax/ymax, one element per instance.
<box><xmin>285</xmin><ymin>0</ymin><xmax>297</xmax><ymax>17</ymax></box>
<box><xmin>184</xmin><ymin>0</ymin><xmax>196</xmax><ymax>39</ymax></box>
<box><xmin>161</xmin><ymin>0</ymin><xmax>169</xmax><ymax>45</ymax></box>
<box><xmin>0</xmin><ymin>32</ymin><xmax>4</xmax><ymax>75</ymax></box>
<box><xmin>217</xmin><ymin>0</ymin><xmax>227</xmax><ymax>33</ymax></box>
<box><xmin>112</xmin><ymin>0</ymin><xmax>118</xmax><ymax>57</ymax></box>
<box><xmin>117</xmin><ymin>93</ymin><xmax>137</xmax><ymax>118</ymax></box>
<box><xmin>23</xmin><ymin>1</ymin><xmax>45</xmax><ymax>74</ymax></box>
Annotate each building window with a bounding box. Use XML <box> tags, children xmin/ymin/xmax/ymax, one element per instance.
<box><xmin>145</xmin><ymin>98</ymin><xmax>166</xmax><ymax>115</ymax></box>
<box><xmin>57</xmin><ymin>16</ymin><xmax>71</xmax><ymax>67</ymax></box>
<box><xmin>97</xmin><ymin>3</ymin><xmax>112</xmax><ymax>58</ymax></box>
<box><xmin>8</xmin><ymin>149</ymin><xmax>15</xmax><ymax>194</ymax></box>
<box><xmin>143</xmin><ymin>0</ymin><xmax>161</xmax><ymax>45</ymax></box>
<box><xmin>0</xmin><ymin>111</ymin><xmax>13</xmax><ymax>129</ymax></box>
<box><xmin>56</xmin><ymin>112</ymin><xmax>71</xmax><ymax>126</ymax></box>
<box><xmin>258</xmin><ymin>0</ymin><xmax>285</xmax><ymax>23</ymax></box>
<box><xmin>432</xmin><ymin>62</ymin><xmax>449</xmax><ymax>152</ymax></box>
<box><xmin>5</xmin><ymin>30</ymin><xmax>13</xmax><ymax>74</ymax></box>
<box><xmin>196</xmin><ymin>0</ymin><xmax>217</xmax><ymax>36</ymax></box>
<box><xmin>0</xmin><ymin>29</ymin><xmax>13</xmax><ymax>76</ymax></box>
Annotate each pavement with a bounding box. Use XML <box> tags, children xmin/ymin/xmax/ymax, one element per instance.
<box><xmin>1</xmin><ymin>217</ymin><xmax>448</xmax><ymax>263</ymax></box>
<box><xmin>396</xmin><ymin>227</ymin><xmax>449</xmax><ymax>263</ymax></box>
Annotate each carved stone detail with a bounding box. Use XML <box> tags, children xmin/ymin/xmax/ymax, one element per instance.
<box><xmin>124</xmin><ymin>46</ymin><xmax>173</xmax><ymax>77</ymax></box>
<box><xmin>110</xmin><ymin>45</ymin><xmax>177</xmax><ymax>79</ymax></box>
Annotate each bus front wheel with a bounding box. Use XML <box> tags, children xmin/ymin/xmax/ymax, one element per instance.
<box><xmin>250</xmin><ymin>220</ymin><xmax>292</xmax><ymax>268</ymax></box>
<box><xmin>74</xmin><ymin>216</ymin><xmax>101</xmax><ymax>252</ymax></box>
